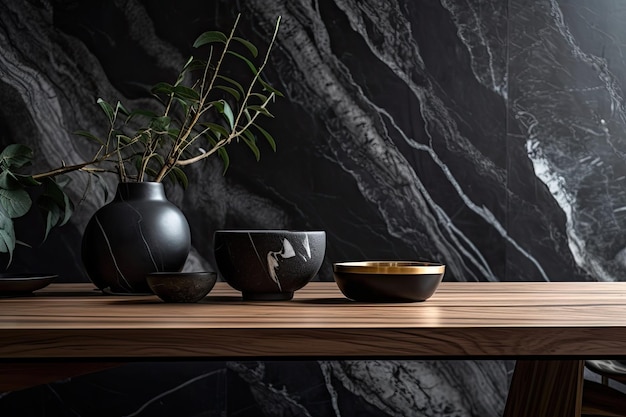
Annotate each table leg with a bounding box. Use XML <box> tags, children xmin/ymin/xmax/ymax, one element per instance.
<box><xmin>503</xmin><ymin>359</ymin><xmax>584</xmax><ymax>417</ymax></box>
<box><xmin>0</xmin><ymin>362</ymin><xmax>121</xmax><ymax>392</ymax></box>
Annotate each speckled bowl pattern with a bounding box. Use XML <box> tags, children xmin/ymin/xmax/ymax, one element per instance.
<box><xmin>333</xmin><ymin>261</ymin><xmax>445</xmax><ymax>302</ymax></box>
<box><xmin>146</xmin><ymin>272</ymin><xmax>217</xmax><ymax>303</ymax></box>
<box><xmin>214</xmin><ymin>230</ymin><xmax>326</xmax><ymax>301</ymax></box>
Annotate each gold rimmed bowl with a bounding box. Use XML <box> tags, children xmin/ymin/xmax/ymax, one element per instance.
<box><xmin>333</xmin><ymin>261</ymin><xmax>445</xmax><ymax>302</ymax></box>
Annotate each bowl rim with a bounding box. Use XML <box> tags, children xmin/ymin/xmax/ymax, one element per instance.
<box><xmin>333</xmin><ymin>261</ymin><xmax>445</xmax><ymax>275</ymax></box>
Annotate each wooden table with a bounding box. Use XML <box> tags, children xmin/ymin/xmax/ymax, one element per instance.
<box><xmin>3</xmin><ymin>281</ymin><xmax>626</xmax><ymax>416</ymax></box>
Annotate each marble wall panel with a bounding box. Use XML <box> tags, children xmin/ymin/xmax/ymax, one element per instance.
<box><xmin>0</xmin><ymin>362</ymin><xmax>227</xmax><ymax>417</ymax></box>
<box><xmin>1</xmin><ymin>0</ymin><xmax>624</xmax><ymax>415</ymax></box>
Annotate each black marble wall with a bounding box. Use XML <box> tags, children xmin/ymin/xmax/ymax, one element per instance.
<box><xmin>1</xmin><ymin>0</ymin><xmax>625</xmax><ymax>415</ymax></box>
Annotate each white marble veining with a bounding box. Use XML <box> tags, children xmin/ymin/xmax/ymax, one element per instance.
<box><xmin>440</xmin><ymin>0</ymin><xmax>508</xmax><ymax>98</ymax></box>
<box><xmin>1</xmin><ymin>0</ymin><xmax>625</xmax><ymax>415</ymax></box>
<box><xmin>122</xmin><ymin>370</ymin><xmax>225</xmax><ymax>417</ymax></box>
<box><xmin>510</xmin><ymin>0</ymin><xmax>626</xmax><ymax>281</ymax></box>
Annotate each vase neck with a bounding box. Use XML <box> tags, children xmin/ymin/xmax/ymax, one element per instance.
<box><xmin>114</xmin><ymin>182</ymin><xmax>166</xmax><ymax>201</ymax></box>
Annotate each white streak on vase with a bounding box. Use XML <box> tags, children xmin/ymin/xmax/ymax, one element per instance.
<box><xmin>267</xmin><ymin>238</ymin><xmax>296</xmax><ymax>290</ymax></box>
<box><xmin>94</xmin><ymin>215</ymin><xmax>132</xmax><ymax>291</ymax></box>
<box><xmin>302</xmin><ymin>234</ymin><xmax>311</xmax><ymax>260</ymax></box>
<box><xmin>248</xmin><ymin>233</ymin><xmax>275</xmax><ymax>283</ymax></box>
<box><xmin>118</xmin><ymin>194</ymin><xmax>160</xmax><ymax>271</ymax></box>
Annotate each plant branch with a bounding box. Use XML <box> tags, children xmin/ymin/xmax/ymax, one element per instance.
<box><xmin>232</xmin><ymin>16</ymin><xmax>281</xmax><ymax>133</ymax></box>
<box><xmin>153</xmin><ymin>15</ymin><xmax>281</xmax><ymax>181</ymax></box>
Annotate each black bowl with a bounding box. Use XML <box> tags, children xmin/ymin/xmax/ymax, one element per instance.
<box><xmin>333</xmin><ymin>261</ymin><xmax>445</xmax><ymax>302</ymax></box>
<box><xmin>146</xmin><ymin>272</ymin><xmax>217</xmax><ymax>303</ymax></box>
<box><xmin>214</xmin><ymin>230</ymin><xmax>326</xmax><ymax>301</ymax></box>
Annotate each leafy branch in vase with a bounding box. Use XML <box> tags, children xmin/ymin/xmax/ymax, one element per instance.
<box><xmin>0</xmin><ymin>14</ymin><xmax>282</xmax><ymax>262</ymax></box>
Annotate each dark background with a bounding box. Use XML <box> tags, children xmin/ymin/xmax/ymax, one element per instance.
<box><xmin>1</xmin><ymin>0</ymin><xmax>625</xmax><ymax>415</ymax></box>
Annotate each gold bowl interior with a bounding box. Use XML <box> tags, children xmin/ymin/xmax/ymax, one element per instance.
<box><xmin>333</xmin><ymin>261</ymin><xmax>445</xmax><ymax>275</ymax></box>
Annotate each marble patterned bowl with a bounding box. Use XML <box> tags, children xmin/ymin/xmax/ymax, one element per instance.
<box><xmin>146</xmin><ymin>272</ymin><xmax>217</xmax><ymax>303</ymax></box>
<box><xmin>214</xmin><ymin>230</ymin><xmax>326</xmax><ymax>301</ymax></box>
<box><xmin>333</xmin><ymin>261</ymin><xmax>445</xmax><ymax>302</ymax></box>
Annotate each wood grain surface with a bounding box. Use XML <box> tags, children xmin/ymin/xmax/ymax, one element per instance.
<box><xmin>2</xmin><ymin>282</ymin><xmax>626</xmax><ymax>359</ymax></box>
<box><xmin>503</xmin><ymin>360</ymin><xmax>584</xmax><ymax>417</ymax></box>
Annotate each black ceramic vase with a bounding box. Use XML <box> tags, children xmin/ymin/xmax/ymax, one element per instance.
<box><xmin>81</xmin><ymin>182</ymin><xmax>191</xmax><ymax>294</ymax></box>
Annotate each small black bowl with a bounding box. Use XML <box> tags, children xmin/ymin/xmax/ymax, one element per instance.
<box><xmin>146</xmin><ymin>272</ymin><xmax>217</xmax><ymax>303</ymax></box>
<box><xmin>333</xmin><ymin>261</ymin><xmax>445</xmax><ymax>302</ymax></box>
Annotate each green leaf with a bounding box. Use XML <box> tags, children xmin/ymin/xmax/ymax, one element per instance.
<box><xmin>173</xmin><ymin>97</ymin><xmax>191</xmax><ymax>114</ymax></box>
<box><xmin>151</xmin><ymin>82</ymin><xmax>175</xmax><ymax>96</ymax></box>
<box><xmin>250</xmin><ymin>92</ymin><xmax>269</xmax><ymax>103</ymax></box>
<box><xmin>126</xmin><ymin>109</ymin><xmax>157</xmax><ymax>123</ymax></box>
<box><xmin>217</xmin><ymin>147</ymin><xmax>230</xmax><ymax>174</ymax></box>
<box><xmin>170</xmin><ymin>166</ymin><xmax>189</xmax><ymax>189</ymax></box>
<box><xmin>91</xmin><ymin>173</ymin><xmax>109</xmax><ymax>202</ymax></box>
<box><xmin>185</xmin><ymin>58</ymin><xmax>208</xmax><ymax>72</ymax></box>
<box><xmin>242</xmin><ymin>130</ymin><xmax>261</xmax><ymax>161</ymax></box>
<box><xmin>260</xmin><ymin>78</ymin><xmax>284</xmax><ymax>97</ymax></box>
<box><xmin>182</xmin><ymin>55</ymin><xmax>195</xmax><ymax>71</ymax></box>
<box><xmin>216</xmin><ymin>85</ymin><xmax>241</xmax><ymax>100</ymax></box>
<box><xmin>204</xmin><ymin>135</ymin><xmax>230</xmax><ymax>174</ymax></box>
<box><xmin>74</xmin><ymin>130</ymin><xmax>106</xmax><ymax>146</ymax></box>
<box><xmin>132</xmin><ymin>154</ymin><xmax>144</xmax><ymax>173</ymax></box>
<box><xmin>175</xmin><ymin>56</ymin><xmax>196</xmax><ymax>86</ymax></box>
<box><xmin>150</xmin><ymin>116</ymin><xmax>171</xmax><ymax>132</ymax></box>
<box><xmin>152</xmin><ymin>153</ymin><xmax>165</xmax><ymax>167</ymax></box>
<box><xmin>0</xmin><ymin>188</ymin><xmax>31</xmax><ymax>218</ymax></box>
<box><xmin>213</xmin><ymin>100</ymin><xmax>234</xmax><ymax>130</ymax></box>
<box><xmin>0</xmin><ymin>204</ymin><xmax>16</xmax><ymax>260</ymax></box>
<box><xmin>247</xmin><ymin>105</ymin><xmax>273</xmax><ymax>117</ymax></box>
<box><xmin>253</xmin><ymin>123</ymin><xmax>277</xmax><ymax>152</ymax></box>
<box><xmin>167</xmin><ymin>128</ymin><xmax>181</xmax><ymax>139</ymax></box>
<box><xmin>37</xmin><ymin>178</ymin><xmax>74</xmax><ymax>241</ymax></box>
<box><xmin>232</xmin><ymin>36</ymin><xmax>258</xmax><ymax>57</ymax></box>
<box><xmin>216</xmin><ymin>75</ymin><xmax>245</xmax><ymax>96</ymax></box>
<box><xmin>193</xmin><ymin>31</ymin><xmax>227</xmax><ymax>48</ymax></box>
<box><xmin>173</xmin><ymin>85</ymin><xmax>200</xmax><ymax>102</ymax></box>
<box><xmin>116</xmin><ymin>134</ymin><xmax>135</xmax><ymax>145</ymax></box>
<box><xmin>242</xmin><ymin>108</ymin><xmax>252</xmax><ymax>123</ymax></box>
<box><xmin>15</xmin><ymin>174</ymin><xmax>40</xmax><ymax>187</ymax></box>
<box><xmin>15</xmin><ymin>240</ymin><xmax>31</xmax><ymax>249</ymax></box>
<box><xmin>115</xmin><ymin>101</ymin><xmax>130</xmax><ymax>117</ymax></box>
<box><xmin>200</xmin><ymin>122</ymin><xmax>229</xmax><ymax>138</ymax></box>
<box><xmin>0</xmin><ymin>171</ymin><xmax>20</xmax><ymax>190</ymax></box>
<box><xmin>226</xmin><ymin>51</ymin><xmax>259</xmax><ymax>76</ymax></box>
<box><xmin>222</xmin><ymin>101</ymin><xmax>235</xmax><ymax>130</ymax></box>
<box><xmin>97</xmin><ymin>98</ymin><xmax>115</xmax><ymax>124</ymax></box>
<box><xmin>43</xmin><ymin>204</ymin><xmax>62</xmax><ymax>240</ymax></box>
<box><xmin>0</xmin><ymin>144</ymin><xmax>33</xmax><ymax>170</ymax></box>
<box><xmin>54</xmin><ymin>175</ymin><xmax>71</xmax><ymax>189</ymax></box>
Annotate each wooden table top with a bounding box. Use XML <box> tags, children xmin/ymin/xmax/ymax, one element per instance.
<box><xmin>2</xmin><ymin>281</ymin><xmax>626</xmax><ymax>359</ymax></box>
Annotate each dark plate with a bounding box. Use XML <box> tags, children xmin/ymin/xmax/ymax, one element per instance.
<box><xmin>0</xmin><ymin>273</ymin><xmax>58</xmax><ymax>295</ymax></box>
